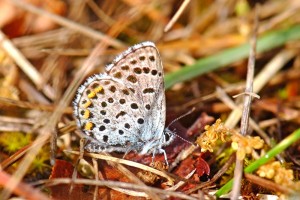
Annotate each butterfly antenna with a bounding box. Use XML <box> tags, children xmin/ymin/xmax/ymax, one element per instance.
<box><xmin>172</xmin><ymin>129</ymin><xmax>195</xmax><ymax>146</ymax></box>
<box><xmin>166</xmin><ymin>107</ymin><xmax>196</xmax><ymax>146</ymax></box>
<box><xmin>166</xmin><ymin>107</ymin><xmax>196</xmax><ymax>130</ymax></box>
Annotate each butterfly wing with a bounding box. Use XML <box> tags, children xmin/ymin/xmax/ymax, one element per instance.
<box><xmin>73</xmin><ymin>42</ymin><xmax>166</xmax><ymax>153</ymax></box>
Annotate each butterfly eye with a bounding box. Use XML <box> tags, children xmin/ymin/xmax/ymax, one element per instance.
<box><xmin>164</xmin><ymin>132</ymin><xmax>170</xmax><ymax>142</ymax></box>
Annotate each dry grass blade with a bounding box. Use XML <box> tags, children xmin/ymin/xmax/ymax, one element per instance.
<box><xmin>164</xmin><ymin>0</ymin><xmax>191</xmax><ymax>32</ymax></box>
<box><xmin>67</xmin><ymin>150</ymin><xmax>174</xmax><ymax>184</ymax></box>
<box><xmin>0</xmin><ymin>30</ymin><xmax>54</xmax><ymax>99</ymax></box>
<box><xmin>41</xmin><ymin>178</ymin><xmax>198</xmax><ymax>200</ymax></box>
<box><xmin>245</xmin><ymin>173</ymin><xmax>294</xmax><ymax>194</ymax></box>
<box><xmin>225</xmin><ymin>50</ymin><xmax>295</xmax><ymax>128</ymax></box>
<box><xmin>0</xmin><ymin>170</ymin><xmax>49</xmax><ymax>200</ymax></box>
<box><xmin>0</xmin><ymin>26</ymin><xmax>109</xmax><ymax>200</ymax></box>
<box><xmin>0</xmin><ymin>97</ymin><xmax>72</xmax><ymax>113</ymax></box>
<box><xmin>9</xmin><ymin>0</ymin><xmax>124</xmax><ymax>48</ymax></box>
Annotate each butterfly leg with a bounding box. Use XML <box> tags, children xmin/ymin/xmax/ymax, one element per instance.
<box><xmin>123</xmin><ymin>147</ymin><xmax>133</xmax><ymax>159</ymax></box>
<box><xmin>151</xmin><ymin>149</ymin><xmax>156</xmax><ymax>164</ymax></box>
<box><xmin>159</xmin><ymin>148</ymin><xmax>169</xmax><ymax>167</ymax></box>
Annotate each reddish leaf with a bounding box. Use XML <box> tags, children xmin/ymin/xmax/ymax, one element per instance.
<box><xmin>49</xmin><ymin>160</ymin><xmax>94</xmax><ymax>200</ymax></box>
<box><xmin>0</xmin><ymin>0</ymin><xmax>66</xmax><ymax>38</ymax></box>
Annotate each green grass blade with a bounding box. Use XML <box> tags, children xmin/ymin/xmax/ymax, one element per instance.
<box><xmin>165</xmin><ymin>25</ymin><xmax>300</xmax><ymax>89</ymax></box>
<box><xmin>215</xmin><ymin>128</ymin><xmax>300</xmax><ymax>197</ymax></box>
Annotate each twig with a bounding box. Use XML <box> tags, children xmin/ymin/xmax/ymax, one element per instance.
<box><xmin>225</xmin><ymin>51</ymin><xmax>295</xmax><ymax>129</ymax></box>
<box><xmin>231</xmin><ymin>5</ymin><xmax>259</xmax><ymax>200</ymax></box>
<box><xmin>216</xmin><ymin>87</ymin><xmax>272</xmax><ymax>148</ymax></box>
<box><xmin>164</xmin><ymin>0</ymin><xmax>191</xmax><ymax>32</ymax></box>
<box><xmin>166</xmin><ymin>169</ymin><xmax>196</xmax><ymax>191</ymax></box>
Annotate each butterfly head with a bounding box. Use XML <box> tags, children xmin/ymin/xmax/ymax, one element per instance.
<box><xmin>140</xmin><ymin>128</ymin><xmax>175</xmax><ymax>155</ymax></box>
